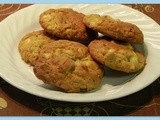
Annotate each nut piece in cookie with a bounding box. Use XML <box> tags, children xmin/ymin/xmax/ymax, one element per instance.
<box><xmin>39</xmin><ymin>8</ymin><xmax>98</xmax><ymax>44</ymax></box>
<box><xmin>83</xmin><ymin>14</ymin><xmax>144</xmax><ymax>44</ymax></box>
<box><xmin>18</xmin><ymin>30</ymin><xmax>56</xmax><ymax>66</ymax></box>
<box><xmin>88</xmin><ymin>39</ymin><xmax>146</xmax><ymax>73</ymax></box>
<box><xmin>33</xmin><ymin>40</ymin><xmax>103</xmax><ymax>93</ymax></box>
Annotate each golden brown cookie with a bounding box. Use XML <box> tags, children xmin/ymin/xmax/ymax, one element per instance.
<box><xmin>88</xmin><ymin>39</ymin><xmax>146</xmax><ymax>73</ymax></box>
<box><xmin>83</xmin><ymin>14</ymin><xmax>144</xmax><ymax>44</ymax></box>
<box><xmin>39</xmin><ymin>8</ymin><xmax>98</xmax><ymax>44</ymax></box>
<box><xmin>33</xmin><ymin>40</ymin><xmax>103</xmax><ymax>93</ymax></box>
<box><xmin>18</xmin><ymin>30</ymin><xmax>56</xmax><ymax>66</ymax></box>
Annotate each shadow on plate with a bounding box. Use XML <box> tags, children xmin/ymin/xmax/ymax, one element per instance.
<box><xmin>102</xmin><ymin>66</ymin><xmax>140</xmax><ymax>86</ymax></box>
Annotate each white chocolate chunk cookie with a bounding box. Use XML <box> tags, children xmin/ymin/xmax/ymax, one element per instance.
<box><xmin>88</xmin><ymin>39</ymin><xmax>146</xmax><ymax>73</ymax></box>
<box><xmin>33</xmin><ymin>40</ymin><xmax>103</xmax><ymax>93</ymax></box>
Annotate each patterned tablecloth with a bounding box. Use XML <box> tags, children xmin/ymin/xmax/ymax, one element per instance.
<box><xmin>0</xmin><ymin>4</ymin><xmax>160</xmax><ymax>116</ymax></box>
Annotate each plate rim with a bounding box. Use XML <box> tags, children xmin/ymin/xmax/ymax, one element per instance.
<box><xmin>0</xmin><ymin>4</ymin><xmax>160</xmax><ymax>102</ymax></box>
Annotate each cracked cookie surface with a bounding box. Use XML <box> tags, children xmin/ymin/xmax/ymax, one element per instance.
<box><xmin>39</xmin><ymin>8</ymin><xmax>98</xmax><ymax>44</ymax></box>
<box><xmin>33</xmin><ymin>40</ymin><xmax>103</xmax><ymax>93</ymax></box>
<box><xmin>83</xmin><ymin>14</ymin><xmax>144</xmax><ymax>44</ymax></box>
<box><xmin>18</xmin><ymin>30</ymin><xmax>56</xmax><ymax>66</ymax></box>
<box><xmin>88</xmin><ymin>39</ymin><xmax>146</xmax><ymax>73</ymax></box>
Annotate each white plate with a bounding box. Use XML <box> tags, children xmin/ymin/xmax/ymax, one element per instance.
<box><xmin>0</xmin><ymin>4</ymin><xmax>160</xmax><ymax>102</ymax></box>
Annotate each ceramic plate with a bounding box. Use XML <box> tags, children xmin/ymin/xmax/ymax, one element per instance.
<box><xmin>0</xmin><ymin>4</ymin><xmax>160</xmax><ymax>102</ymax></box>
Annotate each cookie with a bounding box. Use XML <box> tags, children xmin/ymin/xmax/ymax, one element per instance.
<box><xmin>33</xmin><ymin>40</ymin><xmax>103</xmax><ymax>93</ymax></box>
<box><xmin>83</xmin><ymin>14</ymin><xmax>144</xmax><ymax>44</ymax></box>
<box><xmin>39</xmin><ymin>8</ymin><xmax>98</xmax><ymax>44</ymax></box>
<box><xmin>88</xmin><ymin>39</ymin><xmax>146</xmax><ymax>73</ymax></box>
<box><xmin>18</xmin><ymin>30</ymin><xmax>56</xmax><ymax>66</ymax></box>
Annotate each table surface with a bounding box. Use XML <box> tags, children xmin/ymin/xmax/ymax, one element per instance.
<box><xmin>0</xmin><ymin>4</ymin><xmax>160</xmax><ymax>116</ymax></box>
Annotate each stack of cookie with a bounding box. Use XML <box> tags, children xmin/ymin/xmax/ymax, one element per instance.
<box><xmin>18</xmin><ymin>8</ymin><xmax>146</xmax><ymax>93</ymax></box>
<box><xmin>83</xmin><ymin>14</ymin><xmax>146</xmax><ymax>73</ymax></box>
